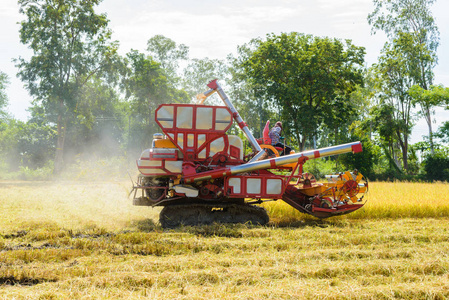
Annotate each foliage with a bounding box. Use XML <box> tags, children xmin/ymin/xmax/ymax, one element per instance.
<box><xmin>422</xmin><ymin>148</ymin><xmax>449</xmax><ymax>181</ymax></box>
<box><xmin>146</xmin><ymin>35</ymin><xmax>189</xmax><ymax>85</ymax></box>
<box><xmin>241</xmin><ymin>32</ymin><xmax>365</xmax><ymax>151</ymax></box>
<box><xmin>408</xmin><ymin>84</ymin><xmax>449</xmax><ymax>143</ymax></box>
<box><xmin>340</xmin><ymin>137</ymin><xmax>380</xmax><ymax>178</ymax></box>
<box><xmin>122</xmin><ymin>50</ymin><xmax>189</xmax><ymax>153</ymax></box>
<box><xmin>182</xmin><ymin>57</ymin><xmax>227</xmax><ymax>102</ymax></box>
<box><xmin>435</xmin><ymin>121</ymin><xmax>449</xmax><ymax>144</ymax></box>
<box><xmin>0</xmin><ymin>119</ymin><xmax>23</xmax><ymax>174</ymax></box>
<box><xmin>64</xmin><ymin>78</ymin><xmax>126</xmax><ymax>159</ymax></box>
<box><xmin>368</xmin><ymin>0</ymin><xmax>440</xmax><ymax>156</ymax></box>
<box><xmin>227</xmin><ymin>43</ymin><xmax>277</xmax><ymax>137</ymax></box>
<box><xmin>16</xmin><ymin>0</ymin><xmax>120</xmax><ymax>173</ymax></box>
<box><xmin>0</xmin><ymin>71</ymin><xmax>9</xmax><ymax>120</ymax></box>
<box><xmin>371</xmin><ymin>33</ymin><xmax>419</xmax><ymax>172</ymax></box>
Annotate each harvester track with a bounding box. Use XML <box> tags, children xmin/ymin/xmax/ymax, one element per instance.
<box><xmin>159</xmin><ymin>203</ymin><xmax>269</xmax><ymax>228</ymax></box>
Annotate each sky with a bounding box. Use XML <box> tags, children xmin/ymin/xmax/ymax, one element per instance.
<box><xmin>1</xmin><ymin>0</ymin><xmax>448</xmax><ymax>143</ymax></box>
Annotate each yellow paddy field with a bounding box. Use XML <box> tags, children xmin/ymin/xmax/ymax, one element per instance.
<box><xmin>1</xmin><ymin>181</ymin><xmax>449</xmax><ymax>299</ymax></box>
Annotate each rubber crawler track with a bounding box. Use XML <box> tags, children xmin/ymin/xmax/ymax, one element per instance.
<box><xmin>159</xmin><ymin>203</ymin><xmax>269</xmax><ymax>228</ymax></box>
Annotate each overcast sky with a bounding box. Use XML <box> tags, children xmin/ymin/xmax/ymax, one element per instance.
<box><xmin>1</xmin><ymin>0</ymin><xmax>448</xmax><ymax>143</ymax></box>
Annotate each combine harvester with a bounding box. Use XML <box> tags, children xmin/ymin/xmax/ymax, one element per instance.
<box><xmin>131</xmin><ymin>80</ymin><xmax>368</xmax><ymax>227</ymax></box>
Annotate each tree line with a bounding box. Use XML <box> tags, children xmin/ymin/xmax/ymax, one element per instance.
<box><xmin>1</xmin><ymin>0</ymin><xmax>449</xmax><ymax>181</ymax></box>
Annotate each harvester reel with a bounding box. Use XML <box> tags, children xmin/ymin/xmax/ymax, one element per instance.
<box><xmin>342</xmin><ymin>180</ymin><xmax>359</xmax><ymax>197</ymax></box>
<box><xmin>296</xmin><ymin>172</ymin><xmax>317</xmax><ymax>187</ymax></box>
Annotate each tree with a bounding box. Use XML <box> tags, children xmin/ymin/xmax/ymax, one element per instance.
<box><xmin>227</xmin><ymin>42</ymin><xmax>278</xmax><ymax>138</ymax></box>
<box><xmin>241</xmin><ymin>33</ymin><xmax>365</xmax><ymax>151</ymax></box>
<box><xmin>65</xmin><ymin>77</ymin><xmax>127</xmax><ymax>158</ymax></box>
<box><xmin>0</xmin><ymin>71</ymin><xmax>9</xmax><ymax>120</ymax></box>
<box><xmin>16</xmin><ymin>0</ymin><xmax>119</xmax><ymax>174</ymax></box>
<box><xmin>146</xmin><ymin>35</ymin><xmax>189</xmax><ymax>85</ymax></box>
<box><xmin>182</xmin><ymin>58</ymin><xmax>227</xmax><ymax>102</ymax></box>
<box><xmin>368</xmin><ymin>0</ymin><xmax>440</xmax><ymax>153</ymax></box>
<box><xmin>372</xmin><ymin>34</ymin><xmax>417</xmax><ymax>172</ymax></box>
<box><xmin>123</xmin><ymin>50</ymin><xmax>189</xmax><ymax>153</ymax></box>
<box><xmin>409</xmin><ymin>84</ymin><xmax>449</xmax><ymax>148</ymax></box>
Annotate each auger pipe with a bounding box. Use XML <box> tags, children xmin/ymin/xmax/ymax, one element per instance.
<box><xmin>202</xmin><ymin>80</ymin><xmax>265</xmax><ymax>162</ymax></box>
<box><xmin>183</xmin><ymin>141</ymin><xmax>363</xmax><ymax>183</ymax></box>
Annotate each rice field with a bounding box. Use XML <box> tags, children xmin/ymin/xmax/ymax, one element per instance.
<box><xmin>1</xmin><ymin>180</ymin><xmax>449</xmax><ymax>299</ymax></box>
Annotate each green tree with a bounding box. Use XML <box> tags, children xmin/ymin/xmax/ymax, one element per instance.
<box><xmin>0</xmin><ymin>71</ymin><xmax>9</xmax><ymax>120</ymax></box>
<box><xmin>227</xmin><ymin>42</ymin><xmax>277</xmax><ymax>138</ymax></box>
<box><xmin>368</xmin><ymin>0</ymin><xmax>440</xmax><ymax>153</ymax></box>
<box><xmin>146</xmin><ymin>35</ymin><xmax>189</xmax><ymax>85</ymax></box>
<box><xmin>16</xmin><ymin>0</ymin><xmax>119</xmax><ymax>174</ymax></box>
<box><xmin>241</xmin><ymin>33</ymin><xmax>365</xmax><ymax>151</ymax></box>
<box><xmin>65</xmin><ymin>77</ymin><xmax>127</xmax><ymax>158</ymax></box>
<box><xmin>409</xmin><ymin>84</ymin><xmax>449</xmax><ymax>148</ymax></box>
<box><xmin>182</xmin><ymin>58</ymin><xmax>227</xmax><ymax>102</ymax></box>
<box><xmin>123</xmin><ymin>50</ymin><xmax>188</xmax><ymax>153</ymax></box>
<box><xmin>372</xmin><ymin>34</ymin><xmax>417</xmax><ymax>172</ymax></box>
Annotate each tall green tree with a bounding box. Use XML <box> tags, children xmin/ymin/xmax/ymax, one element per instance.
<box><xmin>241</xmin><ymin>33</ymin><xmax>365</xmax><ymax>151</ymax></box>
<box><xmin>228</xmin><ymin>43</ymin><xmax>277</xmax><ymax>138</ymax></box>
<box><xmin>16</xmin><ymin>0</ymin><xmax>119</xmax><ymax>173</ymax></box>
<box><xmin>368</xmin><ymin>0</ymin><xmax>440</xmax><ymax>153</ymax></box>
<box><xmin>146</xmin><ymin>35</ymin><xmax>189</xmax><ymax>86</ymax></box>
<box><xmin>372</xmin><ymin>34</ymin><xmax>417</xmax><ymax>171</ymax></box>
<box><xmin>123</xmin><ymin>50</ymin><xmax>188</xmax><ymax>153</ymax></box>
<box><xmin>182</xmin><ymin>58</ymin><xmax>227</xmax><ymax>102</ymax></box>
<box><xmin>0</xmin><ymin>71</ymin><xmax>9</xmax><ymax>120</ymax></box>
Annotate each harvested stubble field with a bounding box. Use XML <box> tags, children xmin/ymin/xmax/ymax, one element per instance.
<box><xmin>1</xmin><ymin>181</ymin><xmax>449</xmax><ymax>299</ymax></box>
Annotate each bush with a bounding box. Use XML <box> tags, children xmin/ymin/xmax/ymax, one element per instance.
<box><xmin>422</xmin><ymin>151</ymin><xmax>449</xmax><ymax>182</ymax></box>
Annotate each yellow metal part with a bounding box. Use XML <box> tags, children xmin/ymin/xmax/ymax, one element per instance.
<box><xmin>321</xmin><ymin>171</ymin><xmax>368</xmax><ymax>203</ymax></box>
<box><xmin>299</xmin><ymin>185</ymin><xmax>327</xmax><ymax>197</ymax></box>
<box><xmin>154</xmin><ymin>139</ymin><xmax>176</xmax><ymax>148</ymax></box>
<box><xmin>260</xmin><ymin>144</ymin><xmax>298</xmax><ymax>169</ymax></box>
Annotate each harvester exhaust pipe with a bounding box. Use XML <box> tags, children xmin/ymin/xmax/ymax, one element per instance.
<box><xmin>184</xmin><ymin>141</ymin><xmax>363</xmax><ymax>183</ymax></box>
<box><xmin>197</xmin><ymin>80</ymin><xmax>266</xmax><ymax>163</ymax></box>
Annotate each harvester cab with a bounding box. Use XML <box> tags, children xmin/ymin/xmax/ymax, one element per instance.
<box><xmin>131</xmin><ymin>80</ymin><xmax>368</xmax><ymax>228</ymax></box>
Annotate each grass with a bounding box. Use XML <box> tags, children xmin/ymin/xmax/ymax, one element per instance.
<box><xmin>1</xmin><ymin>180</ymin><xmax>449</xmax><ymax>299</ymax></box>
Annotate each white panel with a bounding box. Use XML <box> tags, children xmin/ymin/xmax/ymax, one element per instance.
<box><xmin>247</xmin><ymin>178</ymin><xmax>261</xmax><ymax>194</ymax></box>
<box><xmin>210</xmin><ymin>137</ymin><xmax>225</xmax><ymax>156</ymax></box>
<box><xmin>215</xmin><ymin>108</ymin><xmax>231</xmax><ymax>130</ymax></box>
<box><xmin>165</xmin><ymin>161</ymin><xmax>183</xmax><ymax>173</ymax></box>
<box><xmin>137</xmin><ymin>160</ymin><xmax>162</xmax><ymax>167</ymax></box>
<box><xmin>266</xmin><ymin>179</ymin><xmax>282</xmax><ymax>194</ymax></box>
<box><xmin>228</xmin><ymin>135</ymin><xmax>244</xmax><ymax>160</ymax></box>
<box><xmin>187</xmin><ymin>134</ymin><xmax>194</xmax><ymax>147</ymax></box>
<box><xmin>139</xmin><ymin>169</ymin><xmax>167</xmax><ymax>175</ymax></box>
<box><xmin>176</xmin><ymin>107</ymin><xmax>193</xmax><ymax>129</ymax></box>
<box><xmin>139</xmin><ymin>149</ymin><xmax>151</xmax><ymax>159</ymax></box>
<box><xmin>174</xmin><ymin>185</ymin><xmax>199</xmax><ymax>197</ymax></box>
<box><xmin>157</xmin><ymin>106</ymin><xmax>174</xmax><ymax>128</ymax></box>
<box><xmin>177</xmin><ymin>133</ymin><xmax>184</xmax><ymax>149</ymax></box>
<box><xmin>198</xmin><ymin>134</ymin><xmax>206</xmax><ymax>147</ymax></box>
<box><xmin>228</xmin><ymin>178</ymin><xmax>241</xmax><ymax>194</ymax></box>
<box><xmin>196</xmin><ymin>107</ymin><xmax>213</xmax><ymax>130</ymax></box>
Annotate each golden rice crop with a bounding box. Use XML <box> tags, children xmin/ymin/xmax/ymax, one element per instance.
<box><xmin>264</xmin><ymin>181</ymin><xmax>449</xmax><ymax>224</ymax></box>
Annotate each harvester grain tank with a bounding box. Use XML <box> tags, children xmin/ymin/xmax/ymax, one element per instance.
<box><xmin>131</xmin><ymin>80</ymin><xmax>368</xmax><ymax>227</ymax></box>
